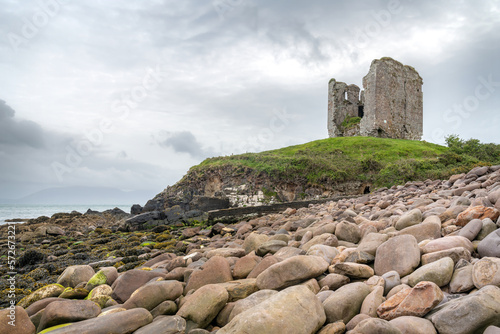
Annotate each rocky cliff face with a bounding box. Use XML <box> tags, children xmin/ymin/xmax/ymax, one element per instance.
<box><xmin>131</xmin><ymin>165</ymin><xmax>369</xmax><ymax>230</ymax></box>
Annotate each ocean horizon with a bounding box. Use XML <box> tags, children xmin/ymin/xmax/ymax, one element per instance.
<box><xmin>0</xmin><ymin>204</ymin><xmax>133</xmax><ymax>225</ymax></box>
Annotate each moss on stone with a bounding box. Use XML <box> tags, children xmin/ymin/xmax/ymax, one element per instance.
<box><xmin>39</xmin><ymin>323</ymin><xmax>73</xmax><ymax>333</ymax></box>
<box><xmin>17</xmin><ymin>283</ymin><xmax>65</xmax><ymax>308</ymax></box>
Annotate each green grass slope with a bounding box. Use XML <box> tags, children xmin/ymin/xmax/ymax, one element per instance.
<box><xmin>192</xmin><ymin>136</ymin><xmax>499</xmax><ymax>189</ymax></box>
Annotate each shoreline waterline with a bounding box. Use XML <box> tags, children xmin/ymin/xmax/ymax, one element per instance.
<box><xmin>0</xmin><ymin>204</ymin><xmax>133</xmax><ymax>224</ymax></box>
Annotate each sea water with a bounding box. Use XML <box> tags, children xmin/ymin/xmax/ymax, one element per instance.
<box><xmin>0</xmin><ymin>204</ymin><xmax>133</xmax><ymax>225</ymax></box>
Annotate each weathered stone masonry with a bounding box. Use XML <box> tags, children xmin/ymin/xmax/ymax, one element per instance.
<box><xmin>328</xmin><ymin>57</ymin><xmax>423</xmax><ymax>140</ymax></box>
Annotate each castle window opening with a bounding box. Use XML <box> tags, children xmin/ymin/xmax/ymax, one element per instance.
<box><xmin>358</xmin><ymin>106</ymin><xmax>364</xmax><ymax>118</ymax></box>
<box><xmin>344</xmin><ymin>91</ymin><xmax>348</xmax><ymax>100</ymax></box>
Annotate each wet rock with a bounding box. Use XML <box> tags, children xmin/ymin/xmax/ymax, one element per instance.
<box><xmin>18</xmin><ymin>249</ymin><xmax>45</xmax><ymax>267</ymax></box>
<box><xmin>218</xmin><ymin>285</ymin><xmax>325</xmax><ymax>334</ymax></box>
<box><xmin>374</xmin><ymin>235</ymin><xmax>421</xmax><ymax>277</ymax></box>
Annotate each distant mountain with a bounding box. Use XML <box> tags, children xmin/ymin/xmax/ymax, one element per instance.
<box><xmin>4</xmin><ymin>186</ymin><xmax>156</xmax><ymax>205</ymax></box>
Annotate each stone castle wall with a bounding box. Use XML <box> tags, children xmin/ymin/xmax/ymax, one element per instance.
<box><xmin>328</xmin><ymin>57</ymin><xmax>423</xmax><ymax>140</ymax></box>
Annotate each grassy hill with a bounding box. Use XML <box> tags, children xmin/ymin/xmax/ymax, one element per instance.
<box><xmin>190</xmin><ymin>136</ymin><xmax>499</xmax><ymax>190</ymax></box>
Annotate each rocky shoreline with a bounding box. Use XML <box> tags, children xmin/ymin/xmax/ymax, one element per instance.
<box><xmin>1</xmin><ymin>165</ymin><xmax>500</xmax><ymax>333</ymax></box>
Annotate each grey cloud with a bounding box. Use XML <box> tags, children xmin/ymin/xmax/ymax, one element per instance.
<box><xmin>0</xmin><ymin>100</ymin><xmax>45</xmax><ymax>148</ymax></box>
<box><xmin>160</xmin><ymin>131</ymin><xmax>214</xmax><ymax>159</ymax></box>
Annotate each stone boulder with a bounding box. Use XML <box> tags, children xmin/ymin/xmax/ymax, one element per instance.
<box><xmin>456</xmin><ymin>206</ymin><xmax>500</xmax><ymax>226</ymax></box>
<box><xmin>374</xmin><ymin>235</ymin><xmax>420</xmax><ymax>277</ymax></box>
<box><xmin>421</xmin><ymin>236</ymin><xmax>473</xmax><ymax>254</ymax></box>
<box><xmin>218</xmin><ymin>285</ymin><xmax>326</xmax><ymax>334</ymax></box>
<box><xmin>427</xmin><ymin>285</ymin><xmax>500</xmax><ymax>334</ymax></box>
<box><xmin>406</xmin><ymin>257</ymin><xmax>454</xmax><ymax>287</ymax></box>
<box><xmin>389</xmin><ymin>316</ymin><xmax>437</xmax><ymax>334</ymax></box>
<box><xmin>185</xmin><ymin>256</ymin><xmax>233</xmax><ymax>292</ymax></box>
<box><xmin>477</xmin><ymin>229</ymin><xmax>500</xmax><ymax>258</ymax></box>
<box><xmin>17</xmin><ymin>284</ymin><xmax>65</xmax><ymax>309</ymax></box>
<box><xmin>323</xmin><ymin>282</ymin><xmax>371</xmax><ymax>324</ymax></box>
<box><xmin>350</xmin><ymin>318</ymin><xmax>403</xmax><ymax>334</ymax></box>
<box><xmin>84</xmin><ymin>267</ymin><xmax>118</xmax><ymax>291</ymax></box>
<box><xmin>472</xmin><ymin>257</ymin><xmax>500</xmax><ymax>289</ymax></box>
<box><xmin>458</xmin><ymin>219</ymin><xmax>483</xmax><ymax>240</ymax></box>
<box><xmin>177</xmin><ymin>284</ymin><xmax>229</xmax><ymax>330</ymax></box>
<box><xmin>37</xmin><ymin>300</ymin><xmax>100</xmax><ymax>332</ymax></box>
<box><xmin>449</xmin><ymin>261</ymin><xmax>475</xmax><ymax>293</ymax></box>
<box><xmin>110</xmin><ymin>269</ymin><xmax>167</xmax><ymax>303</ymax></box>
<box><xmin>256</xmin><ymin>255</ymin><xmax>328</xmax><ymax>290</ymax></box>
<box><xmin>395</xmin><ymin>208</ymin><xmax>422</xmax><ymax>231</ymax></box>
<box><xmin>377</xmin><ymin>281</ymin><xmax>443</xmax><ymax>320</ymax></box>
<box><xmin>232</xmin><ymin>252</ymin><xmax>261</xmax><ymax>279</ymax></box>
<box><xmin>133</xmin><ymin>315</ymin><xmax>186</xmax><ymax>334</ymax></box>
<box><xmin>0</xmin><ymin>306</ymin><xmax>35</xmax><ymax>334</ymax></box>
<box><xmin>56</xmin><ymin>265</ymin><xmax>95</xmax><ymax>288</ymax></box>
<box><xmin>123</xmin><ymin>280</ymin><xmax>183</xmax><ymax>310</ymax></box>
<box><xmin>37</xmin><ymin>307</ymin><xmax>152</xmax><ymax>334</ymax></box>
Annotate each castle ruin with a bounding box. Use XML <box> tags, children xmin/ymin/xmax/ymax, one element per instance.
<box><xmin>328</xmin><ymin>57</ymin><xmax>423</xmax><ymax>140</ymax></box>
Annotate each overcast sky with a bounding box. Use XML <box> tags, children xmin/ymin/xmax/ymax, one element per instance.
<box><xmin>0</xmin><ymin>0</ymin><xmax>499</xmax><ymax>201</ymax></box>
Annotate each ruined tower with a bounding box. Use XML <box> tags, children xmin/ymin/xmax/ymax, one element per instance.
<box><xmin>328</xmin><ymin>57</ymin><xmax>423</xmax><ymax>140</ymax></box>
